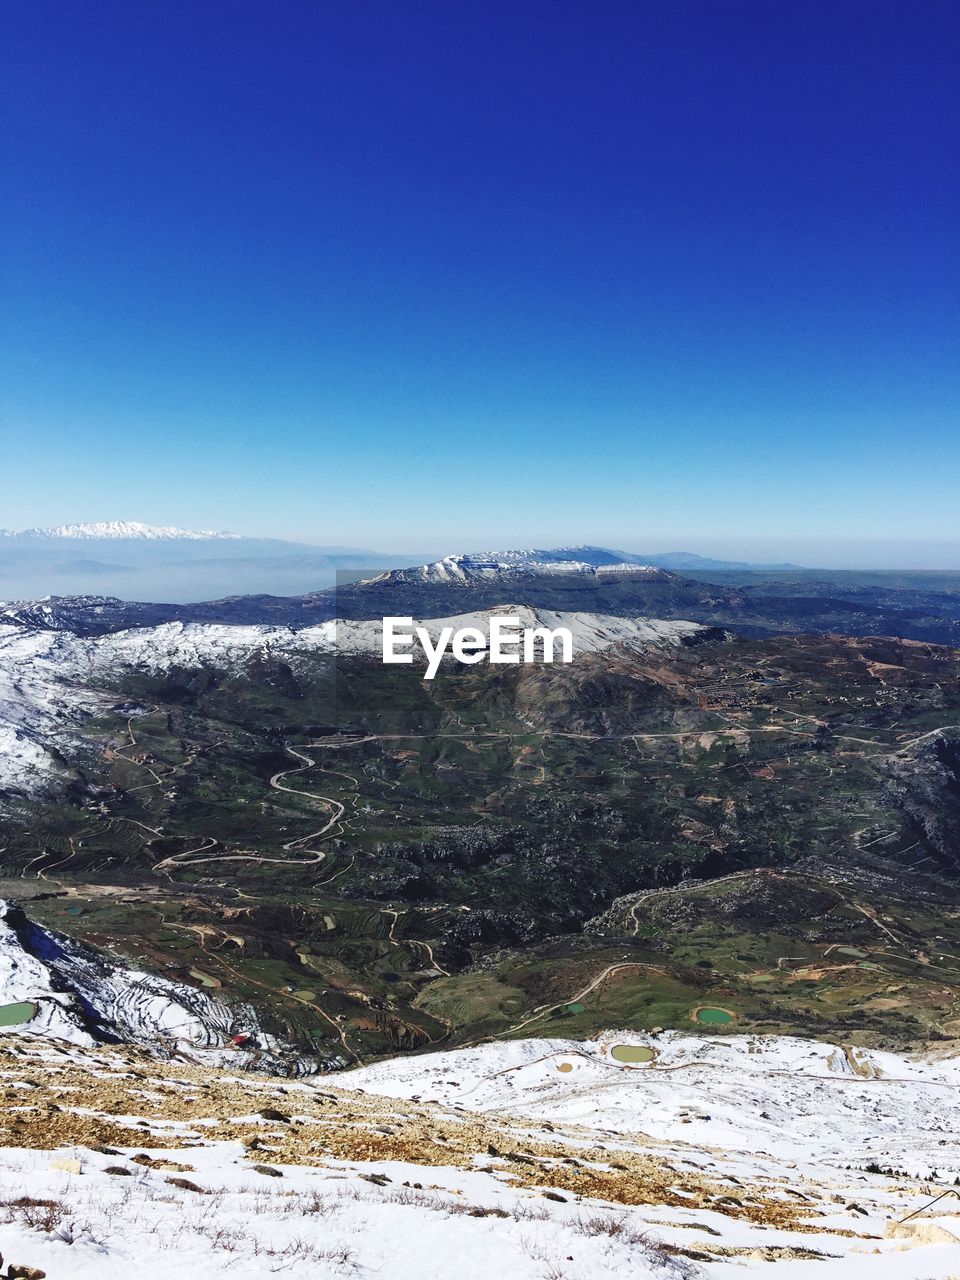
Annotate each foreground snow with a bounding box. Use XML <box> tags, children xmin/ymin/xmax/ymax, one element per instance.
<box><xmin>1</xmin><ymin>1030</ymin><xmax>960</xmax><ymax>1277</ymax></box>
<box><xmin>0</xmin><ymin>1140</ymin><xmax>715</xmax><ymax>1280</ymax></box>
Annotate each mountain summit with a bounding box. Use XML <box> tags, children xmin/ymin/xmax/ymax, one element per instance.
<box><xmin>378</xmin><ymin>548</ymin><xmax>671</xmax><ymax>585</ymax></box>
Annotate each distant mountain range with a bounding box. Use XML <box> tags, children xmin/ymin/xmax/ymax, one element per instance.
<box><xmin>0</xmin><ymin>522</ymin><xmax>424</xmax><ymax>603</ymax></box>
<box><xmin>1</xmin><ymin>520</ymin><xmax>245</xmax><ymax>541</ymax></box>
<box><xmin>0</xmin><ymin>526</ymin><xmax>804</xmax><ymax>603</ymax></box>
<box><xmin>3</xmin><ymin>548</ymin><xmax>960</xmax><ymax>648</ymax></box>
<box><xmin>402</xmin><ymin>547</ymin><xmax>802</xmax><ymax>586</ymax></box>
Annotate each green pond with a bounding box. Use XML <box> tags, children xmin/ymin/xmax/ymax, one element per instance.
<box><xmin>188</xmin><ymin>968</ymin><xmax>220</xmax><ymax>988</ymax></box>
<box><xmin>696</xmin><ymin>1007</ymin><xmax>735</xmax><ymax>1025</ymax></box>
<box><xmin>565</xmin><ymin>1003</ymin><xmax>585</xmax><ymax>1015</ymax></box>
<box><xmin>0</xmin><ymin>1001</ymin><xmax>36</xmax><ymax>1027</ymax></box>
<box><xmin>611</xmin><ymin>1045</ymin><xmax>655</xmax><ymax>1063</ymax></box>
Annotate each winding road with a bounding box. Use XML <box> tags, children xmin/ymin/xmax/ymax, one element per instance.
<box><xmin>151</xmin><ymin>744</ymin><xmax>355</xmax><ymax>872</ymax></box>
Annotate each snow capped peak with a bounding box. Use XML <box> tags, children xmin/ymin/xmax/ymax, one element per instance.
<box><xmin>14</xmin><ymin>520</ymin><xmax>242</xmax><ymax>541</ymax></box>
<box><xmin>375</xmin><ymin>549</ymin><xmax>675</xmax><ymax>585</ymax></box>
<box><xmin>377</xmin><ymin>553</ymin><xmax>599</xmax><ymax>584</ymax></box>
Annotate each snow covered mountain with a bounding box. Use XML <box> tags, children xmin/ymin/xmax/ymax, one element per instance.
<box><xmin>380</xmin><ymin>545</ymin><xmax>803</xmax><ymax>587</ymax></box>
<box><xmin>12</xmin><ymin>521</ymin><xmax>244</xmax><ymax>541</ymax></box>
<box><xmin>376</xmin><ymin>550</ymin><xmax>673</xmax><ymax>585</ymax></box>
<box><xmin>0</xmin><ymin>608</ymin><xmax>719</xmax><ymax>797</ymax></box>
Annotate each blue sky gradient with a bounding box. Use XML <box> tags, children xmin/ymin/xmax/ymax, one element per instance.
<box><xmin>1</xmin><ymin>1</ymin><xmax>959</xmax><ymax>565</ymax></box>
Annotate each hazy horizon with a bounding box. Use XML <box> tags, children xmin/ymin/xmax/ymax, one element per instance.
<box><xmin>2</xmin><ymin>517</ymin><xmax>960</xmax><ymax>573</ymax></box>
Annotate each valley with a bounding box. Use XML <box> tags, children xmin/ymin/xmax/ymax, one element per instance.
<box><xmin>2</xmin><ymin>569</ymin><xmax>960</xmax><ymax>1068</ymax></box>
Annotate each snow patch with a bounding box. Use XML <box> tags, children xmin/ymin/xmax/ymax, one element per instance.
<box><xmin>342</xmin><ymin>1030</ymin><xmax>960</xmax><ymax>1179</ymax></box>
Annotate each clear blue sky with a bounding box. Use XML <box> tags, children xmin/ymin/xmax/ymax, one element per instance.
<box><xmin>1</xmin><ymin>0</ymin><xmax>958</xmax><ymax>565</ymax></box>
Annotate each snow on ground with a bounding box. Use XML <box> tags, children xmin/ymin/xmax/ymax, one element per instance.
<box><xmin>4</xmin><ymin>1144</ymin><xmax>953</xmax><ymax>1280</ymax></box>
<box><xmin>0</xmin><ymin>1141</ymin><xmax>708</xmax><ymax>1280</ymax></box>
<box><xmin>342</xmin><ymin>1031</ymin><xmax>960</xmax><ymax>1180</ymax></box>
<box><xmin>1</xmin><ymin>1031</ymin><xmax>960</xmax><ymax>1278</ymax></box>
<box><xmin>0</xmin><ymin>608</ymin><xmax>713</xmax><ymax>795</ymax></box>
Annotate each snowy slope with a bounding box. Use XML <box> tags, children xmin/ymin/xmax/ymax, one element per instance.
<box><xmin>0</xmin><ymin>899</ymin><xmax>318</xmax><ymax>1071</ymax></box>
<box><xmin>0</xmin><ymin>625</ymin><xmax>110</xmax><ymax>795</ymax></box>
<box><xmin>337</xmin><ymin>606</ymin><xmax>709</xmax><ymax>656</ymax></box>
<box><xmin>2</xmin><ymin>1030</ymin><xmax>960</xmax><ymax>1278</ymax></box>
<box><xmin>341</xmin><ymin>1031</ymin><xmax>960</xmax><ymax>1180</ymax></box>
<box><xmin>0</xmin><ymin>608</ymin><xmax>716</xmax><ymax>795</ymax></box>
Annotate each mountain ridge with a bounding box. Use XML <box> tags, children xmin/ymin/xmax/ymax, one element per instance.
<box><xmin>4</xmin><ymin>555</ymin><xmax>960</xmax><ymax>648</ymax></box>
<box><xmin>465</xmin><ymin>543</ymin><xmax>803</xmax><ymax>571</ymax></box>
<box><xmin>0</xmin><ymin>528</ymin><xmax>808</xmax><ymax>602</ymax></box>
<box><xmin>8</xmin><ymin>520</ymin><xmax>244</xmax><ymax>541</ymax></box>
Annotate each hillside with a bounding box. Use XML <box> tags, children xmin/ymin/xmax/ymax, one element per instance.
<box><xmin>5</xmin><ymin>558</ymin><xmax>960</xmax><ymax>645</ymax></box>
<box><xmin>1</xmin><ymin>599</ymin><xmax>960</xmax><ymax>1064</ymax></box>
<box><xmin>2</xmin><ymin>1027</ymin><xmax>960</xmax><ymax>1277</ymax></box>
